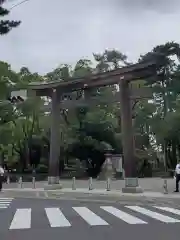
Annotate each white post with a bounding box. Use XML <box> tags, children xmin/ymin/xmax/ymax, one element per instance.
<box><xmin>19</xmin><ymin>177</ymin><xmax>23</xmax><ymax>188</ymax></box>
<box><xmin>7</xmin><ymin>176</ymin><xmax>10</xmax><ymax>184</ymax></box>
<box><xmin>122</xmin><ymin>169</ymin><xmax>125</xmax><ymax>179</ymax></box>
<box><xmin>72</xmin><ymin>177</ymin><xmax>76</xmax><ymax>190</ymax></box>
<box><xmin>163</xmin><ymin>179</ymin><xmax>168</xmax><ymax>194</ymax></box>
<box><xmin>106</xmin><ymin>177</ymin><xmax>111</xmax><ymax>191</ymax></box>
<box><xmin>32</xmin><ymin>176</ymin><xmax>36</xmax><ymax>189</ymax></box>
<box><xmin>89</xmin><ymin>177</ymin><xmax>93</xmax><ymax>190</ymax></box>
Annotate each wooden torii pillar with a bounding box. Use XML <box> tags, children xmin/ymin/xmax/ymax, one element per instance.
<box><xmin>28</xmin><ymin>61</ymin><xmax>157</xmax><ymax>191</ymax></box>
<box><xmin>119</xmin><ymin>80</ymin><xmax>139</xmax><ymax>192</ymax></box>
<box><xmin>27</xmin><ymin>85</ymin><xmax>63</xmax><ymax>187</ymax></box>
<box><xmin>48</xmin><ymin>89</ymin><xmax>61</xmax><ymax>184</ymax></box>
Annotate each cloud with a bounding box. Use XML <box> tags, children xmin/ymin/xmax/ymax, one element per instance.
<box><xmin>116</xmin><ymin>0</ymin><xmax>180</xmax><ymax>13</ymax></box>
<box><xmin>0</xmin><ymin>0</ymin><xmax>180</xmax><ymax>73</ymax></box>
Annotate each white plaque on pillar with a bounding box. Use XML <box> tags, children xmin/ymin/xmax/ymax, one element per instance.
<box><xmin>116</xmin><ymin>157</ymin><xmax>122</xmax><ymax>172</ymax></box>
<box><xmin>112</xmin><ymin>155</ymin><xmax>122</xmax><ymax>172</ymax></box>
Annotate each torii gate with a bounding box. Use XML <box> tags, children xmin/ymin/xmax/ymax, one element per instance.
<box><xmin>28</xmin><ymin>61</ymin><xmax>157</xmax><ymax>193</ymax></box>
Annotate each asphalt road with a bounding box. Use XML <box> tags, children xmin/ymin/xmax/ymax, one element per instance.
<box><xmin>0</xmin><ymin>198</ymin><xmax>180</xmax><ymax>240</ymax></box>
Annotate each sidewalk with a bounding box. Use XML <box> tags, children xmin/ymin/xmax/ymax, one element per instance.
<box><xmin>3</xmin><ymin>177</ymin><xmax>176</xmax><ymax>192</ymax></box>
<box><xmin>2</xmin><ymin>178</ymin><xmax>179</xmax><ymax>200</ymax></box>
<box><xmin>3</xmin><ymin>187</ymin><xmax>180</xmax><ymax>199</ymax></box>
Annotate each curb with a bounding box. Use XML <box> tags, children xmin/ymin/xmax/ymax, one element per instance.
<box><xmin>2</xmin><ymin>188</ymin><xmax>180</xmax><ymax>199</ymax></box>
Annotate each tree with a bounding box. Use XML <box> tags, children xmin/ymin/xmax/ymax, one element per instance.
<box><xmin>0</xmin><ymin>63</ymin><xmax>46</xmax><ymax>170</ymax></box>
<box><xmin>0</xmin><ymin>0</ymin><xmax>21</xmax><ymax>35</ymax></box>
<box><xmin>2</xmin><ymin>44</ymin><xmax>180</xmax><ymax>178</ymax></box>
<box><xmin>94</xmin><ymin>49</ymin><xmax>129</xmax><ymax>72</ymax></box>
<box><xmin>140</xmin><ymin>42</ymin><xmax>180</xmax><ymax>170</ymax></box>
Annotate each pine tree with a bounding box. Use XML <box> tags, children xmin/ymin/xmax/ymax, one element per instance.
<box><xmin>0</xmin><ymin>0</ymin><xmax>21</xmax><ymax>35</ymax></box>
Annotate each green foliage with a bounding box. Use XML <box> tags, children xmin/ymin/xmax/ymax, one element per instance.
<box><xmin>1</xmin><ymin>45</ymin><xmax>180</xmax><ymax>174</ymax></box>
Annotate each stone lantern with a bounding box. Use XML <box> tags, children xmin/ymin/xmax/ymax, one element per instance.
<box><xmin>98</xmin><ymin>143</ymin><xmax>115</xmax><ymax>180</ymax></box>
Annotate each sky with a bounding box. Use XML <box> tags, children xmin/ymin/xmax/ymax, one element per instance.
<box><xmin>1</xmin><ymin>0</ymin><xmax>180</xmax><ymax>74</ymax></box>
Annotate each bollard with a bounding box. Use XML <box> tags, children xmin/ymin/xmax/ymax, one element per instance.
<box><xmin>32</xmin><ymin>176</ymin><xmax>36</xmax><ymax>189</ymax></box>
<box><xmin>106</xmin><ymin>177</ymin><xmax>111</xmax><ymax>191</ymax></box>
<box><xmin>163</xmin><ymin>179</ymin><xmax>168</xmax><ymax>194</ymax></box>
<box><xmin>72</xmin><ymin>177</ymin><xmax>76</xmax><ymax>190</ymax></box>
<box><xmin>89</xmin><ymin>177</ymin><xmax>93</xmax><ymax>190</ymax></box>
<box><xmin>7</xmin><ymin>176</ymin><xmax>10</xmax><ymax>184</ymax></box>
<box><xmin>19</xmin><ymin>177</ymin><xmax>23</xmax><ymax>188</ymax></box>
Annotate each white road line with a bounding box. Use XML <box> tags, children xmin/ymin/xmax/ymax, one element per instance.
<box><xmin>154</xmin><ymin>206</ymin><xmax>180</xmax><ymax>216</ymax></box>
<box><xmin>101</xmin><ymin>206</ymin><xmax>147</xmax><ymax>224</ymax></box>
<box><xmin>0</xmin><ymin>203</ymin><xmax>11</xmax><ymax>204</ymax></box>
<box><xmin>0</xmin><ymin>198</ymin><xmax>13</xmax><ymax>208</ymax></box>
<box><xmin>73</xmin><ymin>207</ymin><xmax>109</xmax><ymax>226</ymax></box>
<box><xmin>126</xmin><ymin>206</ymin><xmax>180</xmax><ymax>223</ymax></box>
<box><xmin>45</xmin><ymin>208</ymin><xmax>71</xmax><ymax>227</ymax></box>
<box><xmin>0</xmin><ymin>198</ymin><xmax>13</xmax><ymax>200</ymax></box>
<box><xmin>0</xmin><ymin>199</ymin><xmax>12</xmax><ymax>209</ymax></box>
<box><xmin>9</xmin><ymin>209</ymin><xmax>31</xmax><ymax>230</ymax></box>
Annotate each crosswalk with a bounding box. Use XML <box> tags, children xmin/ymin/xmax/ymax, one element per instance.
<box><xmin>0</xmin><ymin>198</ymin><xmax>13</xmax><ymax>209</ymax></box>
<box><xmin>5</xmin><ymin>205</ymin><xmax>180</xmax><ymax>230</ymax></box>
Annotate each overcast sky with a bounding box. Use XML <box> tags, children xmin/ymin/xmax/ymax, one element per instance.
<box><xmin>1</xmin><ymin>0</ymin><xmax>180</xmax><ymax>74</ymax></box>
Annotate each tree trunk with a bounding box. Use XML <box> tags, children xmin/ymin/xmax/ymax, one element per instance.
<box><xmin>172</xmin><ymin>139</ymin><xmax>177</xmax><ymax>168</ymax></box>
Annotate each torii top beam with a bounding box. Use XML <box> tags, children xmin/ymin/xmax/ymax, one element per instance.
<box><xmin>28</xmin><ymin>61</ymin><xmax>157</xmax><ymax>96</ymax></box>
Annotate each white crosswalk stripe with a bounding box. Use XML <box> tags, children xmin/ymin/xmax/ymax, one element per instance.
<box><xmin>101</xmin><ymin>206</ymin><xmax>147</xmax><ymax>224</ymax></box>
<box><xmin>126</xmin><ymin>206</ymin><xmax>180</xmax><ymax>223</ymax></box>
<box><xmin>154</xmin><ymin>206</ymin><xmax>180</xmax><ymax>215</ymax></box>
<box><xmin>45</xmin><ymin>208</ymin><xmax>71</xmax><ymax>227</ymax></box>
<box><xmin>73</xmin><ymin>207</ymin><xmax>109</xmax><ymax>226</ymax></box>
<box><xmin>7</xmin><ymin>205</ymin><xmax>180</xmax><ymax>230</ymax></box>
<box><xmin>0</xmin><ymin>198</ymin><xmax>13</xmax><ymax>209</ymax></box>
<box><xmin>9</xmin><ymin>209</ymin><xmax>31</xmax><ymax>230</ymax></box>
